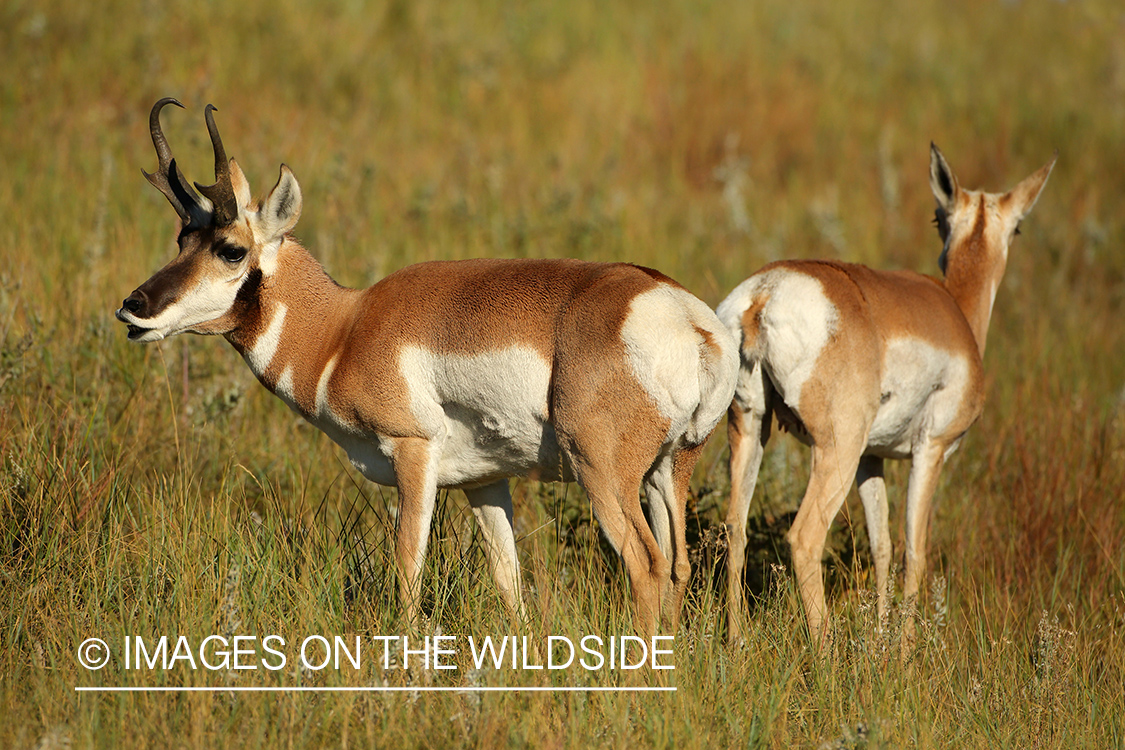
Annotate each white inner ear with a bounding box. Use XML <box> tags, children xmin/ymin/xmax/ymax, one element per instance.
<box><xmin>256</xmin><ymin>165</ymin><xmax>302</xmax><ymax>244</ymax></box>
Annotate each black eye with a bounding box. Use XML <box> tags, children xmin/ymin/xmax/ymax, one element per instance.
<box><xmin>1014</xmin><ymin>222</ymin><xmax>1022</xmax><ymax>236</ymax></box>
<box><xmin>216</xmin><ymin>243</ymin><xmax>247</xmax><ymax>264</ymax></box>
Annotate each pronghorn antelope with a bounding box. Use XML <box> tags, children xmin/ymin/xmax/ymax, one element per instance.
<box><xmin>117</xmin><ymin>98</ymin><xmax>738</xmax><ymax>636</ymax></box>
<box><xmin>717</xmin><ymin>145</ymin><xmax>1055</xmax><ymax>644</ymax></box>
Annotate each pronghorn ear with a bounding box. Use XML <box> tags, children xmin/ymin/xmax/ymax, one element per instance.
<box><xmin>259</xmin><ymin>164</ymin><xmax>302</xmax><ymax>241</ymax></box>
<box><xmin>929</xmin><ymin>143</ymin><xmax>959</xmax><ymax>214</ymax></box>
<box><xmin>1006</xmin><ymin>151</ymin><xmax>1057</xmax><ymax>219</ymax></box>
<box><xmin>229</xmin><ymin>158</ymin><xmax>252</xmax><ymax>211</ymax></box>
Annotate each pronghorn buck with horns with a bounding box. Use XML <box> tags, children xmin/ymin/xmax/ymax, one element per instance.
<box><xmin>117</xmin><ymin>98</ymin><xmax>738</xmax><ymax>636</ymax></box>
<box><xmin>717</xmin><ymin>145</ymin><xmax>1055</xmax><ymax>644</ymax></box>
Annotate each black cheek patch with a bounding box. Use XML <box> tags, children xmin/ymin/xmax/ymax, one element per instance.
<box><xmin>235</xmin><ymin>267</ymin><xmax>263</xmax><ymax>310</ymax></box>
<box><xmin>230</xmin><ymin>266</ymin><xmax>264</xmax><ymax>337</ymax></box>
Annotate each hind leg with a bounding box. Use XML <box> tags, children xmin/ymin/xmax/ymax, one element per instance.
<box><xmin>555</xmin><ymin>390</ymin><xmax>671</xmax><ymax>638</ymax></box>
<box><xmin>643</xmin><ymin>442</ymin><xmax>701</xmax><ymax>631</ymax></box>
<box><xmin>787</xmin><ymin>428</ymin><xmax>869</xmax><ymax>646</ymax></box>
<box><xmin>644</xmin><ymin>451</ymin><xmax>674</xmax><ymax>562</ymax></box>
<box><xmin>666</xmin><ymin>441</ymin><xmax>705</xmax><ymax>630</ymax></box>
<box><xmin>725</xmin><ymin>361</ymin><xmax>773</xmax><ymax>642</ymax></box>
<box><xmin>579</xmin><ymin>465</ymin><xmax>668</xmax><ymax>638</ymax></box>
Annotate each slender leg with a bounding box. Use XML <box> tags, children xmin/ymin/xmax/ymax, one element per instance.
<box><xmin>856</xmin><ymin>455</ymin><xmax>891</xmax><ymax>628</ymax></box>
<box><xmin>464</xmin><ymin>479</ymin><xmax>525</xmax><ymax>624</ymax></box>
<box><xmin>665</xmin><ymin>441</ymin><xmax>705</xmax><ymax>630</ymax></box>
<box><xmin>901</xmin><ymin>442</ymin><xmax>948</xmax><ymax>649</ymax></box>
<box><xmin>550</xmin><ymin>335</ymin><xmax>672</xmax><ymax>638</ymax></box>
<box><xmin>579</xmin><ymin>463</ymin><xmax>669</xmax><ymax>639</ymax></box>
<box><xmin>644</xmin><ymin>451</ymin><xmax>674</xmax><ymax>562</ymax></box>
<box><xmin>392</xmin><ymin>437</ymin><xmax>442</xmax><ymax>627</ymax></box>
<box><xmin>725</xmin><ymin>361</ymin><xmax>772</xmax><ymax>642</ymax></box>
<box><xmin>787</xmin><ymin>433</ymin><xmax>867</xmax><ymax>646</ymax></box>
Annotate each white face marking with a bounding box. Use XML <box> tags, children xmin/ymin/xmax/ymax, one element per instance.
<box><xmin>244</xmin><ymin>304</ymin><xmax>287</xmax><ymax>377</ymax></box>
<box><xmin>755</xmin><ymin>271</ymin><xmax>838</xmax><ymax>410</ymax></box>
<box><xmin>397</xmin><ymin>345</ymin><xmax>559</xmax><ymax>486</ymax></box>
<box><xmin>621</xmin><ymin>285</ymin><xmax>737</xmax><ymax>443</ymax></box>
<box><xmin>119</xmin><ymin>275</ymin><xmax>245</xmax><ymax>342</ymax></box>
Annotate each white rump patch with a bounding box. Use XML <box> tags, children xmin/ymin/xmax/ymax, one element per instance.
<box><xmin>715</xmin><ymin>275</ymin><xmax>769</xmax><ymax>345</ymax></box>
<box><xmin>755</xmin><ymin>271</ymin><xmax>838</xmax><ymax>410</ymax></box>
<box><xmin>621</xmin><ymin>285</ymin><xmax>735</xmax><ymax>443</ymax></box>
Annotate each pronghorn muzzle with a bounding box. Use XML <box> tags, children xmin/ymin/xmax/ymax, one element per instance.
<box><xmin>116</xmin><ymin>259</ymin><xmax>192</xmax><ymax>341</ymax></box>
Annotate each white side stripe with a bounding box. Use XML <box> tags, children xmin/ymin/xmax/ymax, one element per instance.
<box><xmin>245</xmin><ymin>304</ymin><xmax>287</xmax><ymax>377</ymax></box>
<box><xmin>316</xmin><ymin>356</ymin><xmax>338</xmax><ymax>416</ymax></box>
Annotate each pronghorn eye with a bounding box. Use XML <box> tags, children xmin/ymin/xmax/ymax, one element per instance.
<box><xmin>215</xmin><ymin>243</ymin><xmax>247</xmax><ymax>264</ymax></box>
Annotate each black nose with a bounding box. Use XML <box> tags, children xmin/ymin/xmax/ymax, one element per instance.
<box><xmin>122</xmin><ymin>291</ymin><xmax>145</xmax><ymax>314</ymax></box>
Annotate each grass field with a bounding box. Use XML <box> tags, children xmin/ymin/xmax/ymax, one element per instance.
<box><xmin>2</xmin><ymin>0</ymin><xmax>1124</xmax><ymax>746</ymax></box>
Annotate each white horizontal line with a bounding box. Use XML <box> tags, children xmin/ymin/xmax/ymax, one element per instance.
<box><xmin>75</xmin><ymin>686</ymin><xmax>675</xmax><ymax>693</ymax></box>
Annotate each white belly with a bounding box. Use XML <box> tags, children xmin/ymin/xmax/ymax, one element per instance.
<box><xmin>400</xmin><ymin>344</ymin><xmax>568</xmax><ymax>488</ymax></box>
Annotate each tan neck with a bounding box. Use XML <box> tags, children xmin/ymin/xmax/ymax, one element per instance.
<box><xmin>943</xmin><ymin>263</ymin><xmax>1002</xmax><ymax>359</ymax></box>
<box><xmin>226</xmin><ymin>240</ymin><xmax>360</xmax><ymax>411</ymax></box>
<box><xmin>940</xmin><ymin>199</ymin><xmax>1006</xmax><ymax>359</ymax></box>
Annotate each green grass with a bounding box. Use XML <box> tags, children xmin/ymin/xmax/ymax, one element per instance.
<box><xmin>2</xmin><ymin>0</ymin><xmax>1124</xmax><ymax>746</ymax></box>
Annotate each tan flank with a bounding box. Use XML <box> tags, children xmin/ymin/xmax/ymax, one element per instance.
<box><xmin>117</xmin><ymin>99</ymin><xmax>739</xmax><ymax>637</ymax></box>
<box><xmin>716</xmin><ymin>144</ymin><xmax>1055</xmax><ymax>646</ymax></box>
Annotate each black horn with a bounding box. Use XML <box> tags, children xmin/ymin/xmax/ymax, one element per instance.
<box><xmin>142</xmin><ymin>98</ymin><xmax>207</xmax><ymax>227</ymax></box>
<box><xmin>194</xmin><ymin>104</ymin><xmax>239</xmax><ymax>227</ymax></box>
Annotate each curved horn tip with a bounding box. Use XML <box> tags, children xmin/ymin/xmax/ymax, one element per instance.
<box><xmin>152</xmin><ymin>97</ymin><xmax>185</xmax><ymax>113</ymax></box>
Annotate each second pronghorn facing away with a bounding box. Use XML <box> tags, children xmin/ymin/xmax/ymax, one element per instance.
<box><xmin>717</xmin><ymin>145</ymin><xmax>1055</xmax><ymax>644</ymax></box>
<box><xmin>117</xmin><ymin>99</ymin><xmax>738</xmax><ymax>637</ymax></box>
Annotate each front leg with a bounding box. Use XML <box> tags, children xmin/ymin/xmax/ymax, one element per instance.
<box><xmin>392</xmin><ymin>436</ymin><xmax>442</xmax><ymax>628</ymax></box>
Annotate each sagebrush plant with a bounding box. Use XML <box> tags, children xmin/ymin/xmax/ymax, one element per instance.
<box><xmin>3</xmin><ymin>0</ymin><xmax>1125</xmax><ymax>747</ymax></box>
